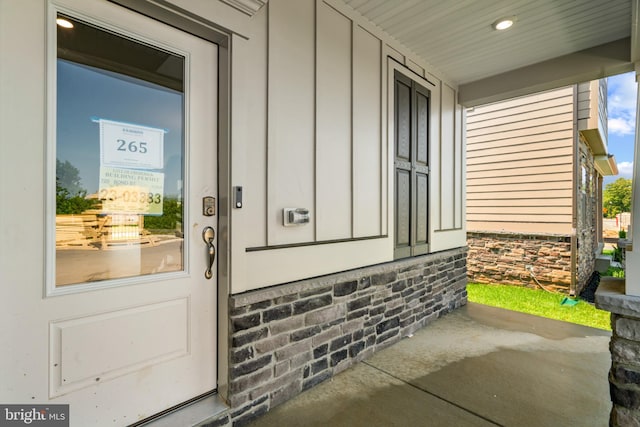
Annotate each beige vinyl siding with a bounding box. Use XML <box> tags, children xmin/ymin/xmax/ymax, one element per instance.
<box><xmin>466</xmin><ymin>87</ymin><xmax>574</xmax><ymax>234</ymax></box>
<box><xmin>577</xmin><ymin>79</ymin><xmax>608</xmax><ymax>154</ymax></box>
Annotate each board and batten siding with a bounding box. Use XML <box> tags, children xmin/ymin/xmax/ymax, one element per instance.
<box><xmin>466</xmin><ymin>87</ymin><xmax>574</xmax><ymax>234</ymax></box>
<box><xmin>223</xmin><ymin>0</ymin><xmax>466</xmax><ymax>293</ymax></box>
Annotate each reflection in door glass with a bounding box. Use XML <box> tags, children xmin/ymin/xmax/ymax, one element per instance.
<box><xmin>55</xmin><ymin>14</ymin><xmax>185</xmax><ymax>286</ymax></box>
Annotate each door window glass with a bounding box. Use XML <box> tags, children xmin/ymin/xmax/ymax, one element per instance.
<box><xmin>55</xmin><ymin>14</ymin><xmax>185</xmax><ymax>287</ymax></box>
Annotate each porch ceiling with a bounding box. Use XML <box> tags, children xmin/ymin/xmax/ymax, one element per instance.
<box><xmin>343</xmin><ymin>0</ymin><xmax>637</xmax><ymax>106</ymax></box>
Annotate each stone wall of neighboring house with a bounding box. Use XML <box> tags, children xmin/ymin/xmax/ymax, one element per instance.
<box><xmin>220</xmin><ymin>247</ymin><xmax>467</xmax><ymax>426</ymax></box>
<box><xmin>467</xmin><ymin>232</ymin><xmax>571</xmax><ymax>291</ymax></box>
<box><xmin>577</xmin><ymin>138</ymin><xmax>598</xmax><ymax>292</ymax></box>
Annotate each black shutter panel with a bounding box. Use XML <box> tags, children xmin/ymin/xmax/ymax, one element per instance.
<box><xmin>394</xmin><ymin>70</ymin><xmax>429</xmax><ymax>259</ymax></box>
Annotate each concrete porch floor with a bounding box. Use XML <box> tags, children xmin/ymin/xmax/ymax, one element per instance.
<box><xmin>247</xmin><ymin>302</ymin><xmax>612</xmax><ymax>427</ymax></box>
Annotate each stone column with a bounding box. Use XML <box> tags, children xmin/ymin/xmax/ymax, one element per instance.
<box><xmin>596</xmin><ymin>277</ymin><xmax>640</xmax><ymax>426</ymax></box>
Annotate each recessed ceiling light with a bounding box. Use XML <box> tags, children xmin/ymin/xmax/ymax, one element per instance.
<box><xmin>56</xmin><ymin>18</ymin><xmax>74</xmax><ymax>29</ymax></box>
<box><xmin>492</xmin><ymin>16</ymin><xmax>516</xmax><ymax>31</ymax></box>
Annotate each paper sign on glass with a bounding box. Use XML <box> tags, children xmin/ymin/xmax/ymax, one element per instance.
<box><xmin>99</xmin><ymin>166</ymin><xmax>164</xmax><ymax>215</ymax></box>
<box><xmin>99</xmin><ymin>119</ymin><xmax>164</xmax><ymax>169</ymax></box>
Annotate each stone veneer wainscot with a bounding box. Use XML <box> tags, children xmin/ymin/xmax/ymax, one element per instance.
<box><xmin>207</xmin><ymin>247</ymin><xmax>467</xmax><ymax>426</ymax></box>
<box><xmin>467</xmin><ymin>231</ymin><xmax>572</xmax><ymax>291</ymax></box>
<box><xmin>596</xmin><ymin>277</ymin><xmax>640</xmax><ymax>427</ymax></box>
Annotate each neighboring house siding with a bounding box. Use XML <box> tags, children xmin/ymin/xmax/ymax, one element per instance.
<box><xmin>466</xmin><ymin>87</ymin><xmax>574</xmax><ymax>235</ymax></box>
<box><xmin>466</xmin><ymin>82</ymin><xmax>607</xmax><ymax>293</ymax></box>
<box><xmin>577</xmin><ymin>137</ymin><xmax>599</xmax><ymax>290</ymax></box>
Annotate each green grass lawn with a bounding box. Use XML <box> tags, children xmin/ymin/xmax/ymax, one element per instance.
<box><xmin>466</xmin><ymin>283</ymin><xmax>611</xmax><ymax>331</ymax></box>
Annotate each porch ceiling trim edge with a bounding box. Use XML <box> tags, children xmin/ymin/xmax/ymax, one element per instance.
<box><xmin>458</xmin><ymin>38</ymin><xmax>633</xmax><ymax>108</ymax></box>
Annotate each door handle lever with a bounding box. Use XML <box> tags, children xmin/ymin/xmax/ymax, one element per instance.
<box><xmin>202</xmin><ymin>226</ymin><xmax>216</xmax><ymax>279</ymax></box>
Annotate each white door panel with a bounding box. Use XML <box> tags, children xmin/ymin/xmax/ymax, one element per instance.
<box><xmin>0</xmin><ymin>0</ymin><xmax>218</xmax><ymax>425</ymax></box>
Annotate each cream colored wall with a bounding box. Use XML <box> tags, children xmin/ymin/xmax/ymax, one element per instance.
<box><xmin>466</xmin><ymin>87</ymin><xmax>575</xmax><ymax>234</ymax></box>
<box><xmin>167</xmin><ymin>0</ymin><xmax>467</xmax><ymax>293</ymax></box>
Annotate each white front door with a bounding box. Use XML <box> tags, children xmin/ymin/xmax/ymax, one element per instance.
<box><xmin>1</xmin><ymin>0</ymin><xmax>218</xmax><ymax>425</ymax></box>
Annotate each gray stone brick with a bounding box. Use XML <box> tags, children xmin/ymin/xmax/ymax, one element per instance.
<box><xmin>399</xmin><ymin>309</ymin><xmax>413</xmax><ymax>321</ymax></box>
<box><xmin>376</xmin><ymin>316</ymin><xmax>400</xmax><ymax>335</ymax></box>
<box><xmin>400</xmin><ymin>316</ymin><xmax>415</xmax><ymax>328</ymax></box>
<box><xmin>305</xmin><ymin>305</ymin><xmax>345</xmax><ymax>326</ymax></box>
<box><xmin>231</xmin><ymin>347</ymin><xmax>255</xmax><ymax>364</ymax></box>
<box><xmin>376</xmin><ymin>329</ymin><xmax>399</xmax><ymax>345</ymax></box>
<box><xmin>231</xmin><ymin>394</ymin><xmax>268</xmax><ymax>419</ymax></box>
<box><xmin>275</xmin><ymin>294</ymin><xmax>298</xmax><ymax>304</ymax></box>
<box><xmin>228</xmin><ymin>392</ymin><xmax>250</xmax><ymax>410</ymax></box>
<box><xmin>392</xmin><ymin>280</ymin><xmax>406</xmax><ymax>293</ymax></box>
<box><xmin>371</xmin><ymin>271</ymin><xmax>397</xmax><ymax>287</ymax></box>
<box><xmin>369</xmin><ymin>304</ymin><xmax>385</xmax><ymax>316</ymax></box>
<box><xmin>313</xmin><ymin>344</ymin><xmax>328</xmax><ymax>359</ymax></box>
<box><xmin>229</xmin><ymin>366</ymin><xmax>272</xmax><ymax>393</ymax></box>
<box><xmin>615</xmin><ymin>317</ymin><xmax>640</xmax><ymax>341</ymax></box>
<box><xmin>290</xmin><ymin>351</ymin><xmax>312</xmax><ymax>369</ymax></box>
<box><xmin>232</xmin><ymin>313</ymin><xmax>261</xmax><ymax>332</ymax></box>
<box><xmin>385</xmin><ymin>296</ymin><xmax>403</xmax><ymax>309</ymax></box>
<box><xmin>611</xmin><ymin>382</ymin><xmax>640</xmax><ymax>410</ymax></box>
<box><xmin>263</xmin><ymin>304</ymin><xmax>293</xmax><ymax>323</ymax></box>
<box><xmin>611</xmin><ymin>405</ymin><xmax>640</xmax><ymax>427</ymax></box>
<box><xmin>364</xmin><ymin>315</ymin><xmax>383</xmax><ymax>328</ymax></box>
<box><xmin>248</xmin><ymin>369</ymin><xmax>302</xmax><ymax>402</ymax></box>
<box><xmin>347</xmin><ymin>309</ymin><xmax>368</xmax><ymax>320</ymax></box>
<box><xmin>311</xmin><ymin>358</ymin><xmax>328</xmax><ymax>374</ymax></box>
<box><xmin>348</xmin><ymin>296</ymin><xmax>371</xmax><ymax>312</ymax></box>
<box><xmin>248</xmin><ymin>300</ymin><xmax>272</xmax><ymax>312</ymax></box>
<box><xmin>401</xmin><ymin>287</ymin><xmax>414</xmax><ymax>298</ymax></box>
<box><xmin>291</xmin><ymin>325</ymin><xmax>322</xmax><ymax>342</ymax></box>
<box><xmin>330</xmin><ymin>349</ymin><xmax>348</xmax><ymax>366</ymax></box>
<box><xmin>357</xmin><ymin>276</ymin><xmax>371</xmax><ymax>290</ymax></box>
<box><xmin>300</xmin><ymin>286</ymin><xmax>333</xmax><ymax>298</ymax></box>
<box><xmin>613</xmin><ymin>365</ymin><xmax>640</xmax><ymax>385</ymax></box>
<box><xmin>330</xmin><ymin>334</ymin><xmax>352</xmax><ymax>351</ymax></box>
<box><xmin>342</xmin><ymin>319</ymin><xmax>364</xmax><ymax>335</ymax></box>
<box><xmin>293</xmin><ymin>294</ymin><xmax>332</xmax><ymax>315</ymax></box>
<box><xmin>334</xmin><ymin>281</ymin><xmax>358</xmax><ymax>297</ymax></box>
<box><xmin>254</xmin><ymin>334</ymin><xmax>289</xmax><ymax>355</ymax></box>
<box><xmin>385</xmin><ymin>307</ymin><xmax>402</xmax><ymax>318</ymax></box>
<box><xmin>275</xmin><ymin>340</ymin><xmax>311</xmax><ymax>361</ymax></box>
<box><xmin>312</xmin><ymin>326</ymin><xmax>341</xmax><ymax>347</ymax></box>
<box><xmin>232</xmin><ymin>354</ymin><xmax>272</xmax><ymax>378</ymax></box>
<box><xmin>274</xmin><ymin>360</ymin><xmax>290</xmax><ymax>377</ymax></box>
<box><xmin>270</xmin><ymin>316</ymin><xmax>304</xmax><ymax>335</ymax></box>
<box><xmin>230</xmin><ymin>306</ymin><xmax>248</xmax><ymax>316</ymax></box>
<box><xmin>232</xmin><ymin>327</ymin><xmax>268</xmax><ymax>348</ymax></box>
<box><xmin>349</xmin><ymin>340</ymin><xmax>365</xmax><ymax>358</ymax></box>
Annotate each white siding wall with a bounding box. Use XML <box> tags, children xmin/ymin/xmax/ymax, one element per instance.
<box><xmin>188</xmin><ymin>0</ymin><xmax>467</xmax><ymax>293</ymax></box>
<box><xmin>316</xmin><ymin>3</ymin><xmax>352</xmax><ymax>241</ymax></box>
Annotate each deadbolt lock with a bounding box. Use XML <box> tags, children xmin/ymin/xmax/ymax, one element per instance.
<box><xmin>203</xmin><ymin>196</ymin><xmax>216</xmax><ymax>216</ymax></box>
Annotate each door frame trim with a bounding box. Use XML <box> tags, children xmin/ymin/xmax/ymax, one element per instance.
<box><xmin>109</xmin><ymin>0</ymin><xmax>233</xmax><ymax>403</ymax></box>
